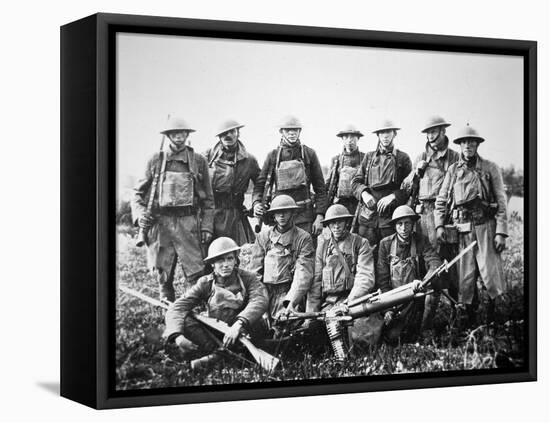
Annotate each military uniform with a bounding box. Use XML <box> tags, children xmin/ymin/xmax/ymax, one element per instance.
<box><xmin>250</xmin><ymin>225</ymin><xmax>315</xmax><ymax>321</ymax></box>
<box><xmin>403</xmin><ymin>138</ymin><xmax>460</xmax><ymax>246</ymax></box>
<box><xmin>164</xmin><ymin>268</ymin><xmax>268</xmax><ymax>352</ymax></box>
<box><xmin>434</xmin><ymin>153</ymin><xmax>508</xmax><ymax>305</ymax></box>
<box><xmin>252</xmin><ymin>118</ymin><xmax>327</xmax><ymax>234</ymax></box>
<box><xmin>326</xmin><ymin>149</ymin><xmax>365</xmax><ymax>215</ymax></box>
<box><xmin>132</xmin><ymin>145</ymin><xmax>214</xmax><ymax>299</ymax></box>
<box><xmin>377</xmin><ymin>231</ymin><xmax>442</xmax><ymax>341</ymax></box>
<box><xmin>307</xmin><ymin>230</ymin><xmax>374</xmax><ymax>312</ymax></box>
<box><xmin>204</xmin><ymin>140</ymin><xmax>260</xmax><ymax>245</ymax></box>
<box><xmin>351</xmin><ymin>146</ymin><xmax>412</xmax><ymax>246</ymax></box>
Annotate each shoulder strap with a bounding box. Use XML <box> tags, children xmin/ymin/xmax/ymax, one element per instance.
<box><xmin>330</xmin><ymin>234</ymin><xmax>352</xmax><ymax>280</ymax></box>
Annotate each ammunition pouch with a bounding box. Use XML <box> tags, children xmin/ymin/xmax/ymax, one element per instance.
<box><xmin>443</xmin><ymin>224</ymin><xmax>459</xmax><ymax>244</ymax></box>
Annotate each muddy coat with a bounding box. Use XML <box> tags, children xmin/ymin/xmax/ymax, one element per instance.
<box><xmin>325</xmin><ymin>149</ymin><xmax>365</xmax><ymax>215</ymax></box>
<box><xmin>204</xmin><ymin>140</ymin><xmax>260</xmax><ymax>245</ymax></box>
<box><xmin>307</xmin><ymin>230</ymin><xmax>374</xmax><ymax>312</ymax></box>
<box><xmin>434</xmin><ymin>154</ymin><xmax>508</xmax><ymax>304</ymax></box>
<box><xmin>249</xmin><ymin>225</ymin><xmax>314</xmax><ymax>319</ymax></box>
<box><xmin>164</xmin><ymin>268</ymin><xmax>268</xmax><ymax>342</ymax></box>
<box><xmin>351</xmin><ymin>146</ymin><xmax>412</xmax><ymax>247</ymax></box>
<box><xmin>402</xmin><ymin>139</ymin><xmax>460</xmax><ymax>246</ymax></box>
<box><xmin>252</xmin><ymin>140</ymin><xmax>328</xmax><ymax>229</ymax></box>
<box><xmin>131</xmin><ymin>146</ymin><xmax>214</xmax><ymax>279</ymax></box>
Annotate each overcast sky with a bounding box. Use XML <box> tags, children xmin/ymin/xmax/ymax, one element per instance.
<box><xmin>116</xmin><ymin>32</ymin><xmax>523</xmax><ymax>192</ymax></box>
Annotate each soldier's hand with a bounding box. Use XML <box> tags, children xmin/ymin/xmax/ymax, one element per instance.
<box><xmin>201</xmin><ymin>231</ymin><xmax>213</xmax><ymax>244</ymax></box>
<box><xmin>494</xmin><ymin>234</ymin><xmax>506</xmax><ymax>253</ymax></box>
<box><xmin>416</xmin><ymin>160</ymin><xmax>428</xmax><ymax>177</ymax></box>
<box><xmin>276</xmin><ymin>303</ymin><xmax>294</xmax><ymax>320</ymax></box>
<box><xmin>377</xmin><ymin>194</ymin><xmax>396</xmax><ymax>214</ymax></box>
<box><xmin>312</xmin><ymin>215</ymin><xmax>324</xmax><ymax>236</ymax></box>
<box><xmin>436</xmin><ymin>226</ymin><xmax>447</xmax><ymax>243</ymax></box>
<box><xmin>253</xmin><ymin>203</ymin><xmax>265</xmax><ymax>217</ymax></box>
<box><xmin>223</xmin><ymin>320</ymin><xmax>243</xmax><ymax>348</ymax></box>
<box><xmin>138</xmin><ymin>213</ymin><xmax>154</xmax><ymax>229</ymax></box>
<box><xmin>411</xmin><ymin>279</ymin><xmax>423</xmax><ymax>293</ymax></box>
<box><xmin>361</xmin><ymin>191</ymin><xmax>376</xmax><ymax>209</ymax></box>
<box><xmin>383</xmin><ymin>311</ymin><xmax>394</xmax><ymax>326</ymax></box>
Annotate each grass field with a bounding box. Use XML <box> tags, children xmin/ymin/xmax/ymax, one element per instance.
<box><xmin>115</xmin><ymin>215</ymin><xmax>525</xmax><ymax>390</ymax></box>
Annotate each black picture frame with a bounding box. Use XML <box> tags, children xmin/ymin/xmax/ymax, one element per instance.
<box><xmin>60</xmin><ymin>12</ymin><xmax>537</xmax><ymax>409</ymax></box>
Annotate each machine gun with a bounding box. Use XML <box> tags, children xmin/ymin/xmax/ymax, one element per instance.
<box><xmin>118</xmin><ymin>285</ymin><xmax>280</xmax><ymax>372</ymax></box>
<box><xmin>276</xmin><ymin>241</ymin><xmax>477</xmax><ymax>360</ymax></box>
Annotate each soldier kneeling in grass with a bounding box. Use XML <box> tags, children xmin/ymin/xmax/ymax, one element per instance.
<box><xmin>164</xmin><ymin>237</ymin><xmax>269</xmax><ymax>369</ymax></box>
<box><xmin>377</xmin><ymin>205</ymin><xmax>443</xmax><ymax>344</ymax></box>
<box><xmin>306</xmin><ymin>204</ymin><xmax>381</xmax><ymax>350</ymax></box>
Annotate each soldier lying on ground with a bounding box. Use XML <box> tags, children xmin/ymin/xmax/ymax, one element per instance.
<box><xmin>164</xmin><ymin>237</ymin><xmax>269</xmax><ymax>368</ymax></box>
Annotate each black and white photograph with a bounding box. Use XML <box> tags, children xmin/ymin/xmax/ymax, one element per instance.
<box><xmin>114</xmin><ymin>28</ymin><xmax>528</xmax><ymax>392</ymax></box>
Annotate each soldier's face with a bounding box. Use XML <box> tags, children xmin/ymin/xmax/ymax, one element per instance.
<box><xmin>281</xmin><ymin>128</ymin><xmax>301</xmax><ymax>144</ymax></box>
<box><xmin>342</xmin><ymin>134</ymin><xmax>359</xmax><ymax>152</ymax></box>
<box><xmin>460</xmin><ymin>139</ymin><xmax>479</xmax><ymax>159</ymax></box>
<box><xmin>220</xmin><ymin>128</ymin><xmax>239</xmax><ymax>147</ymax></box>
<box><xmin>168</xmin><ymin>131</ymin><xmax>190</xmax><ymax>149</ymax></box>
<box><xmin>213</xmin><ymin>252</ymin><xmax>237</xmax><ymax>278</ymax></box>
<box><xmin>395</xmin><ymin>217</ymin><xmax>414</xmax><ymax>240</ymax></box>
<box><xmin>328</xmin><ymin>219</ymin><xmax>347</xmax><ymax>239</ymax></box>
<box><xmin>426</xmin><ymin>127</ymin><xmax>445</xmax><ymax>148</ymax></box>
<box><xmin>377</xmin><ymin>130</ymin><xmax>396</xmax><ymax>149</ymax></box>
<box><xmin>274</xmin><ymin>210</ymin><xmax>294</xmax><ymax>229</ymax></box>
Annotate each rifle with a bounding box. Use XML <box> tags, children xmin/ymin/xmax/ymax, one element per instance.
<box><xmin>136</xmin><ymin>118</ymin><xmax>169</xmax><ymax>247</ymax></box>
<box><xmin>118</xmin><ymin>285</ymin><xmax>280</xmax><ymax>372</ymax></box>
<box><xmin>276</xmin><ymin>241</ymin><xmax>477</xmax><ymax>357</ymax></box>
<box><xmin>254</xmin><ymin>160</ymin><xmax>276</xmax><ymax>233</ymax></box>
<box><xmin>326</xmin><ymin>154</ymin><xmax>342</xmax><ymax>205</ymax></box>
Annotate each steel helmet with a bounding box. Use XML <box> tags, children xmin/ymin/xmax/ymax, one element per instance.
<box><xmin>215</xmin><ymin>119</ymin><xmax>245</xmax><ymax>137</ymax></box>
<box><xmin>421</xmin><ymin>116</ymin><xmax>451</xmax><ymax>133</ymax></box>
<box><xmin>372</xmin><ymin>119</ymin><xmax>401</xmax><ymax>134</ymax></box>
<box><xmin>204</xmin><ymin>237</ymin><xmax>240</xmax><ymax>263</ymax></box>
<box><xmin>336</xmin><ymin>124</ymin><xmax>364</xmax><ymax>138</ymax></box>
<box><xmin>277</xmin><ymin>116</ymin><xmax>303</xmax><ymax>130</ymax></box>
<box><xmin>453</xmin><ymin>125</ymin><xmax>485</xmax><ymax>144</ymax></box>
<box><xmin>322</xmin><ymin>204</ymin><xmax>354</xmax><ymax>225</ymax></box>
<box><xmin>267</xmin><ymin>195</ymin><xmax>300</xmax><ymax>213</ymax></box>
<box><xmin>390</xmin><ymin>205</ymin><xmax>420</xmax><ymax>225</ymax></box>
<box><xmin>161</xmin><ymin>116</ymin><xmax>196</xmax><ymax>134</ymax></box>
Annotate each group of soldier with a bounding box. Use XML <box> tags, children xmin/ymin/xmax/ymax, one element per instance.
<box><xmin>131</xmin><ymin>114</ymin><xmax>509</xmax><ymax>365</ymax></box>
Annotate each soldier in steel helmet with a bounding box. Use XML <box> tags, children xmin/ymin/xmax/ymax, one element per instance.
<box><xmin>351</xmin><ymin>119</ymin><xmax>412</xmax><ymax>252</ymax></box>
<box><xmin>325</xmin><ymin>125</ymin><xmax>366</xmax><ymax>215</ymax></box>
<box><xmin>164</xmin><ymin>237</ymin><xmax>268</xmax><ymax>364</ymax></box>
<box><xmin>307</xmin><ymin>204</ymin><xmax>374</xmax><ymax>312</ymax></box>
<box><xmin>203</xmin><ymin>120</ymin><xmax>261</xmax><ymax>245</ymax></box>
<box><xmin>131</xmin><ymin>116</ymin><xmax>215</xmax><ymax>302</ymax></box>
<box><xmin>249</xmin><ymin>194</ymin><xmax>315</xmax><ymax>325</ymax></box>
<box><xmin>400</xmin><ymin>116</ymin><xmax>461</xmax><ymax>333</ymax></box>
<box><xmin>434</xmin><ymin>125</ymin><xmax>508</xmax><ymax>326</ymax></box>
<box><xmin>252</xmin><ymin>116</ymin><xmax>328</xmax><ymax>237</ymax></box>
<box><xmin>306</xmin><ymin>204</ymin><xmax>379</xmax><ymax>348</ymax></box>
<box><xmin>377</xmin><ymin>206</ymin><xmax>442</xmax><ymax>342</ymax></box>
